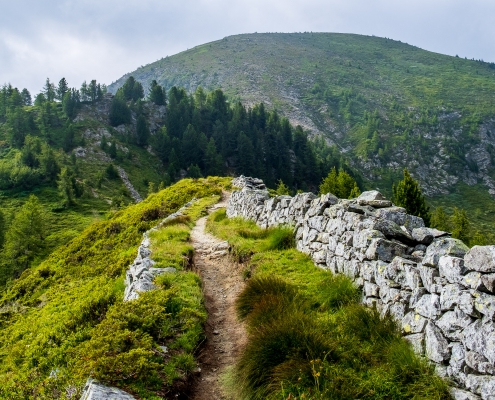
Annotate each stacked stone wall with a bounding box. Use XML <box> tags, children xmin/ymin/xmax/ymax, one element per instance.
<box><xmin>227</xmin><ymin>176</ymin><xmax>495</xmax><ymax>400</ymax></box>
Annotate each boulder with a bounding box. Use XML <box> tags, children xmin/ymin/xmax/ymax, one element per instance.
<box><xmin>415</xmin><ymin>293</ymin><xmax>441</xmax><ymax>319</ymax></box>
<box><xmin>425</xmin><ymin>321</ymin><xmax>451</xmax><ymax>363</ymax></box>
<box><xmin>365</xmin><ymin>238</ymin><xmax>408</xmax><ymax>262</ymax></box>
<box><xmin>402</xmin><ymin>311</ymin><xmax>428</xmax><ymax>334</ymax></box>
<box><xmin>419</xmin><ymin>265</ymin><xmax>439</xmax><ymax>292</ymax></box>
<box><xmin>464</xmin><ymin>246</ymin><xmax>495</xmax><ymax>273</ymax></box>
<box><xmin>465</xmin><ymin>351</ymin><xmax>495</xmax><ymax>374</ymax></box>
<box><xmin>439</xmin><ymin>256</ymin><xmax>468</xmax><ymax>284</ymax></box>
<box><xmin>436</xmin><ymin>307</ymin><xmax>473</xmax><ymax>341</ymax></box>
<box><xmin>374</xmin><ymin>208</ymin><xmax>425</xmax><ymax>230</ymax></box>
<box><xmin>440</xmin><ymin>284</ymin><xmax>464</xmax><ymax>311</ymax></box>
<box><xmin>463</xmin><ymin>272</ymin><xmax>495</xmax><ymax>294</ymax></box>
<box><xmin>471</xmin><ymin>290</ymin><xmax>495</xmax><ymax>320</ymax></box>
<box><xmin>423</xmin><ymin>238</ymin><xmax>470</xmax><ymax>268</ymax></box>
<box><xmin>465</xmin><ymin>375</ymin><xmax>495</xmax><ymax>396</ymax></box>
<box><xmin>412</xmin><ymin>227</ymin><xmax>450</xmax><ymax>245</ymax></box>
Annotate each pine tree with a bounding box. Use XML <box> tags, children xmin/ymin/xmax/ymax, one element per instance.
<box><xmin>275</xmin><ymin>180</ymin><xmax>290</xmax><ymax>195</ymax></box>
<box><xmin>109</xmin><ymin>95</ymin><xmax>131</xmax><ymax>126</ymax></box>
<box><xmin>56</xmin><ymin>78</ymin><xmax>69</xmax><ymax>101</ymax></box>
<box><xmin>392</xmin><ymin>169</ymin><xmax>431</xmax><ymax>226</ymax></box>
<box><xmin>451</xmin><ymin>208</ymin><xmax>470</xmax><ymax>243</ymax></box>
<box><xmin>108</xmin><ymin>141</ymin><xmax>117</xmax><ymax>159</ymax></box>
<box><xmin>136</xmin><ymin>115</ymin><xmax>149</xmax><ymax>146</ymax></box>
<box><xmin>4</xmin><ymin>195</ymin><xmax>47</xmax><ymax>279</ymax></box>
<box><xmin>319</xmin><ymin>167</ymin><xmax>338</xmax><ymax>196</ymax></box>
<box><xmin>430</xmin><ymin>207</ymin><xmax>450</xmax><ymax>232</ymax></box>
<box><xmin>42</xmin><ymin>78</ymin><xmax>56</xmax><ymax>102</ymax></box>
<box><xmin>148</xmin><ymin>80</ymin><xmax>166</xmax><ymax>105</ymax></box>
<box><xmin>20</xmin><ymin>88</ymin><xmax>32</xmax><ymax>106</ymax></box>
<box><xmin>57</xmin><ymin>167</ymin><xmax>76</xmax><ymax>207</ymax></box>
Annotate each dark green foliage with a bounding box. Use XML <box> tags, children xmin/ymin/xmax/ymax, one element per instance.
<box><xmin>109</xmin><ymin>95</ymin><xmax>131</xmax><ymax>126</ymax></box>
<box><xmin>187</xmin><ymin>164</ymin><xmax>202</xmax><ymax>179</ymax></box>
<box><xmin>57</xmin><ymin>167</ymin><xmax>77</xmax><ymax>207</ymax></box>
<box><xmin>106</xmin><ymin>163</ymin><xmax>119</xmax><ymax>179</ymax></box>
<box><xmin>42</xmin><ymin>78</ymin><xmax>56</xmax><ymax>102</ymax></box>
<box><xmin>108</xmin><ymin>140</ymin><xmax>117</xmax><ymax>159</ymax></box>
<box><xmin>235</xmin><ymin>275</ymin><xmax>300</xmax><ymax>320</ymax></box>
<box><xmin>62</xmin><ymin>88</ymin><xmax>80</xmax><ymax>119</ymax></box>
<box><xmin>136</xmin><ymin>114</ymin><xmax>149</xmax><ymax>146</ymax></box>
<box><xmin>393</xmin><ymin>169</ymin><xmax>431</xmax><ymax>226</ymax></box>
<box><xmin>20</xmin><ymin>88</ymin><xmax>31</xmax><ymax>106</ymax></box>
<box><xmin>56</xmin><ymin>78</ymin><xmax>69</xmax><ymax>101</ymax></box>
<box><xmin>119</xmin><ymin>76</ymin><xmax>144</xmax><ymax>101</ymax></box>
<box><xmin>0</xmin><ymin>210</ymin><xmax>5</xmax><ymax>249</ymax></box>
<box><xmin>148</xmin><ymin>80</ymin><xmax>166</xmax><ymax>105</ymax></box>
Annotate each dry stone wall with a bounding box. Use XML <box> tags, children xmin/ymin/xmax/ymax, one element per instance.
<box><xmin>227</xmin><ymin>176</ymin><xmax>495</xmax><ymax>400</ymax></box>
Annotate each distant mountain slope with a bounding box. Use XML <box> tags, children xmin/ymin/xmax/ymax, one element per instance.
<box><xmin>109</xmin><ymin>32</ymin><xmax>495</xmax><ymax>232</ymax></box>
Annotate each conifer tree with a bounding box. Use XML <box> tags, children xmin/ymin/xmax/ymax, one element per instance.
<box><xmin>42</xmin><ymin>78</ymin><xmax>56</xmax><ymax>102</ymax></box>
<box><xmin>276</xmin><ymin>180</ymin><xmax>290</xmax><ymax>195</ymax></box>
<box><xmin>56</xmin><ymin>78</ymin><xmax>69</xmax><ymax>101</ymax></box>
<box><xmin>392</xmin><ymin>169</ymin><xmax>431</xmax><ymax>226</ymax></box>
<box><xmin>451</xmin><ymin>208</ymin><xmax>470</xmax><ymax>243</ymax></box>
<box><xmin>148</xmin><ymin>80</ymin><xmax>166</xmax><ymax>105</ymax></box>
<box><xmin>136</xmin><ymin>115</ymin><xmax>149</xmax><ymax>146</ymax></box>
<box><xmin>109</xmin><ymin>141</ymin><xmax>117</xmax><ymax>159</ymax></box>
<box><xmin>4</xmin><ymin>195</ymin><xmax>47</xmax><ymax>278</ymax></box>
<box><xmin>430</xmin><ymin>207</ymin><xmax>450</xmax><ymax>232</ymax></box>
<box><xmin>57</xmin><ymin>167</ymin><xmax>76</xmax><ymax>207</ymax></box>
<box><xmin>20</xmin><ymin>88</ymin><xmax>32</xmax><ymax>106</ymax></box>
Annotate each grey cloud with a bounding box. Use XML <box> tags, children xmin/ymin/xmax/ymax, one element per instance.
<box><xmin>0</xmin><ymin>0</ymin><xmax>493</xmax><ymax>94</ymax></box>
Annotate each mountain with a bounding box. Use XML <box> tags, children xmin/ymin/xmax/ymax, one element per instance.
<box><xmin>108</xmin><ymin>32</ymin><xmax>495</xmax><ymax>233</ymax></box>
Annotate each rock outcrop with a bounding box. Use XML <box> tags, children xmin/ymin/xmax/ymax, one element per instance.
<box><xmin>227</xmin><ymin>176</ymin><xmax>495</xmax><ymax>399</ymax></box>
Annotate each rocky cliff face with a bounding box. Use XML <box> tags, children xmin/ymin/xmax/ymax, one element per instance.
<box><xmin>227</xmin><ymin>176</ymin><xmax>495</xmax><ymax>399</ymax></box>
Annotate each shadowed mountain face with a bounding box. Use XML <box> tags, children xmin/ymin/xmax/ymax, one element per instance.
<box><xmin>109</xmin><ymin>32</ymin><xmax>495</xmax><ymax>230</ymax></box>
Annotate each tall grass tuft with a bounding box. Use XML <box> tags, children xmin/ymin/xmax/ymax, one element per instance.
<box><xmin>235</xmin><ymin>275</ymin><xmax>300</xmax><ymax>320</ymax></box>
<box><xmin>263</xmin><ymin>226</ymin><xmax>295</xmax><ymax>251</ymax></box>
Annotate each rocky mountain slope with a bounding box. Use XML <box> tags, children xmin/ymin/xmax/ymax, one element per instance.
<box><xmin>109</xmin><ymin>32</ymin><xmax>495</xmax><ymax>231</ymax></box>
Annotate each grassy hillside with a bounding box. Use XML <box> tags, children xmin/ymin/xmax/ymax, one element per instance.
<box><xmin>109</xmin><ymin>32</ymin><xmax>495</xmax><ymax>234</ymax></box>
<box><xmin>0</xmin><ymin>177</ymin><xmax>230</xmax><ymax>399</ymax></box>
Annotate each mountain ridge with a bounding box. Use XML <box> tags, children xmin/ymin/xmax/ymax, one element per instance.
<box><xmin>108</xmin><ymin>31</ymin><xmax>495</xmax><ymax>232</ymax></box>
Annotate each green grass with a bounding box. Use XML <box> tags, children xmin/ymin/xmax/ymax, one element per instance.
<box><xmin>0</xmin><ymin>177</ymin><xmax>230</xmax><ymax>399</ymax></box>
<box><xmin>208</xmin><ymin>209</ymin><xmax>450</xmax><ymax>400</ymax></box>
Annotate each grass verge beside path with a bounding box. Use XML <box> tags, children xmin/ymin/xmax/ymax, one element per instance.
<box><xmin>0</xmin><ymin>177</ymin><xmax>230</xmax><ymax>399</ymax></box>
<box><xmin>207</xmin><ymin>209</ymin><xmax>450</xmax><ymax>400</ymax></box>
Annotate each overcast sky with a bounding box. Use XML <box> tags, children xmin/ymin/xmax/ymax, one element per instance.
<box><xmin>1</xmin><ymin>0</ymin><xmax>494</xmax><ymax>94</ymax></box>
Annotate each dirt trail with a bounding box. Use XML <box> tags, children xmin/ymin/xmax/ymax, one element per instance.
<box><xmin>188</xmin><ymin>194</ymin><xmax>246</xmax><ymax>400</ymax></box>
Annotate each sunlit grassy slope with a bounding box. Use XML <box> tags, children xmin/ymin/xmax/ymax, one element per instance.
<box><xmin>0</xmin><ymin>177</ymin><xmax>230</xmax><ymax>399</ymax></box>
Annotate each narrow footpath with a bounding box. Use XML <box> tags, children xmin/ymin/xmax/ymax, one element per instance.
<box><xmin>188</xmin><ymin>194</ymin><xmax>246</xmax><ymax>400</ymax></box>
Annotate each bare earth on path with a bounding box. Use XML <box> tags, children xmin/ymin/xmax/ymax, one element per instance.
<box><xmin>188</xmin><ymin>194</ymin><xmax>246</xmax><ymax>400</ymax></box>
